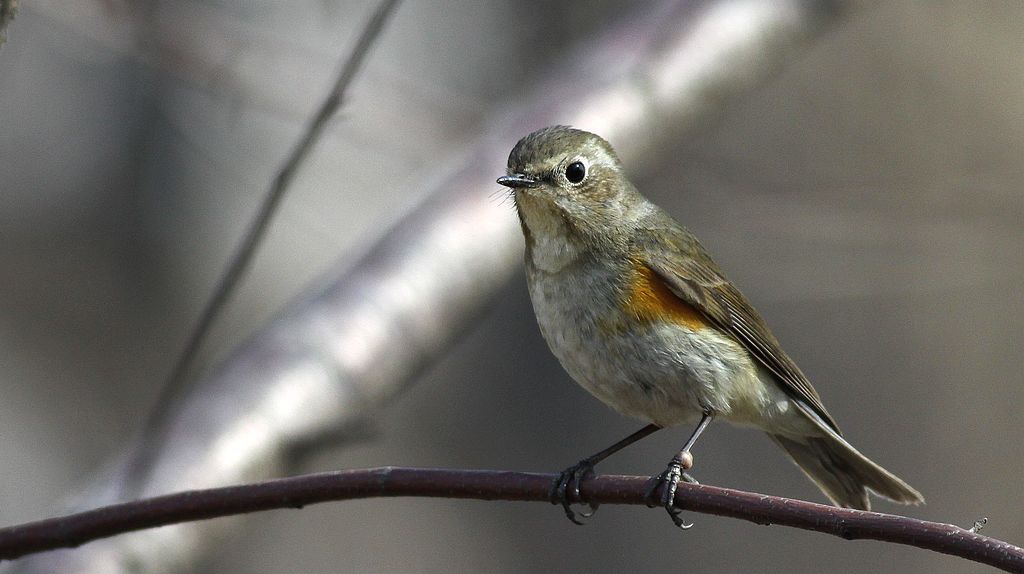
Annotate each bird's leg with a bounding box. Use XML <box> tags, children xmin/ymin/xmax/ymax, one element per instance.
<box><xmin>552</xmin><ymin>423</ymin><xmax>661</xmax><ymax>525</ymax></box>
<box><xmin>645</xmin><ymin>410</ymin><xmax>714</xmax><ymax>529</ymax></box>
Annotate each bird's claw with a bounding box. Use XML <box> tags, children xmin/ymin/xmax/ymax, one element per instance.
<box><xmin>550</xmin><ymin>459</ymin><xmax>600</xmax><ymax>525</ymax></box>
<box><xmin>644</xmin><ymin>458</ymin><xmax>698</xmax><ymax>529</ymax></box>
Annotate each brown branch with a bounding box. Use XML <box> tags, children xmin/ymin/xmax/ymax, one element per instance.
<box><xmin>0</xmin><ymin>468</ymin><xmax>1020</xmax><ymax>571</ymax></box>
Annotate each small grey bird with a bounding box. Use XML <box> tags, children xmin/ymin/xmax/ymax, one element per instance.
<box><xmin>497</xmin><ymin>126</ymin><xmax>923</xmax><ymax>527</ymax></box>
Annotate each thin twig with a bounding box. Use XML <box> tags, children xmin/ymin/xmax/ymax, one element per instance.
<box><xmin>125</xmin><ymin>0</ymin><xmax>402</xmax><ymax>491</ymax></box>
<box><xmin>1</xmin><ymin>468</ymin><xmax>1020</xmax><ymax>572</ymax></box>
<box><xmin>0</xmin><ymin>0</ymin><xmax>16</xmax><ymax>46</ymax></box>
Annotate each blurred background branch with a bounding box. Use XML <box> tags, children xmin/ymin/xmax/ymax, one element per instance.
<box><xmin>0</xmin><ymin>0</ymin><xmax>15</xmax><ymax>46</ymax></box>
<box><xmin>2</xmin><ymin>468</ymin><xmax>1022</xmax><ymax>572</ymax></box>
<box><xmin>126</xmin><ymin>0</ymin><xmax>401</xmax><ymax>494</ymax></box>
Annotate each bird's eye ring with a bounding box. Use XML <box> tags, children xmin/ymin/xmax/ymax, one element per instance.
<box><xmin>565</xmin><ymin>161</ymin><xmax>586</xmax><ymax>184</ymax></box>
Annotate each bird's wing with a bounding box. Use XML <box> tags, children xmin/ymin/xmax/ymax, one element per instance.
<box><xmin>633</xmin><ymin>218</ymin><xmax>841</xmax><ymax>434</ymax></box>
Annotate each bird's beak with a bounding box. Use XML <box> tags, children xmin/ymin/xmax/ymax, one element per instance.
<box><xmin>496</xmin><ymin>174</ymin><xmax>539</xmax><ymax>189</ymax></box>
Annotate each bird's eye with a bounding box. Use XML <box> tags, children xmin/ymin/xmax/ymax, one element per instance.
<box><xmin>565</xmin><ymin>161</ymin><xmax>586</xmax><ymax>184</ymax></box>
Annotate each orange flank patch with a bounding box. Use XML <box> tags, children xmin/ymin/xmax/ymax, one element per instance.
<box><xmin>622</xmin><ymin>264</ymin><xmax>708</xmax><ymax>330</ymax></box>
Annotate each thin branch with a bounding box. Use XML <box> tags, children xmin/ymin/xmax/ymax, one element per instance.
<box><xmin>125</xmin><ymin>0</ymin><xmax>402</xmax><ymax>491</ymax></box>
<box><xmin>0</xmin><ymin>0</ymin><xmax>16</xmax><ymax>46</ymax></box>
<box><xmin>0</xmin><ymin>468</ymin><xmax>1020</xmax><ymax>572</ymax></box>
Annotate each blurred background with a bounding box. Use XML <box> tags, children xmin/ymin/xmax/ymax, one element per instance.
<box><xmin>1</xmin><ymin>1</ymin><xmax>1022</xmax><ymax>573</ymax></box>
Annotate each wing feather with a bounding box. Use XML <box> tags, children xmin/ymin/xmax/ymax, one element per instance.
<box><xmin>634</xmin><ymin>218</ymin><xmax>841</xmax><ymax>434</ymax></box>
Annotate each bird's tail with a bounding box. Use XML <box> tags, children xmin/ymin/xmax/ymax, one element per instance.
<box><xmin>769</xmin><ymin>432</ymin><xmax>924</xmax><ymax>510</ymax></box>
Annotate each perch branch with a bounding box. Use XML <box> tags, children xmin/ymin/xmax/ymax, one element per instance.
<box><xmin>0</xmin><ymin>468</ymin><xmax>1020</xmax><ymax>572</ymax></box>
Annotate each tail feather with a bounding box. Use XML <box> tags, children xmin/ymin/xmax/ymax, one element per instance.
<box><xmin>769</xmin><ymin>433</ymin><xmax>924</xmax><ymax>510</ymax></box>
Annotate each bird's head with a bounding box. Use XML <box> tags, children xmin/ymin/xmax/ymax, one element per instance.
<box><xmin>497</xmin><ymin>125</ymin><xmax>643</xmax><ymax>246</ymax></box>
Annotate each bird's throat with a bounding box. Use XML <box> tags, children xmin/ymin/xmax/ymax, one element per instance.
<box><xmin>516</xmin><ymin>193</ymin><xmax>583</xmax><ymax>273</ymax></box>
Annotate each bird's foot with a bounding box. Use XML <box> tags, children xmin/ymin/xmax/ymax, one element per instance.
<box><xmin>644</xmin><ymin>454</ymin><xmax>698</xmax><ymax>529</ymax></box>
<box><xmin>550</xmin><ymin>459</ymin><xmax>600</xmax><ymax>525</ymax></box>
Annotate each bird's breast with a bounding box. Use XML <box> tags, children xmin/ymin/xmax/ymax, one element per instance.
<box><xmin>526</xmin><ymin>256</ymin><xmax>772</xmax><ymax>428</ymax></box>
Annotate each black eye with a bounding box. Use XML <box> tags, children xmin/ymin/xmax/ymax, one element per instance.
<box><xmin>565</xmin><ymin>161</ymin><xmax>586</xmax><ymax>184</ymax></box>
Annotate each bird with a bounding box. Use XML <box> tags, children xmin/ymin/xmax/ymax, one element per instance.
<box><xmin>496</xmin><ymin>125</ymin><xmax>923</xmax><ymax>528</ymax></box>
